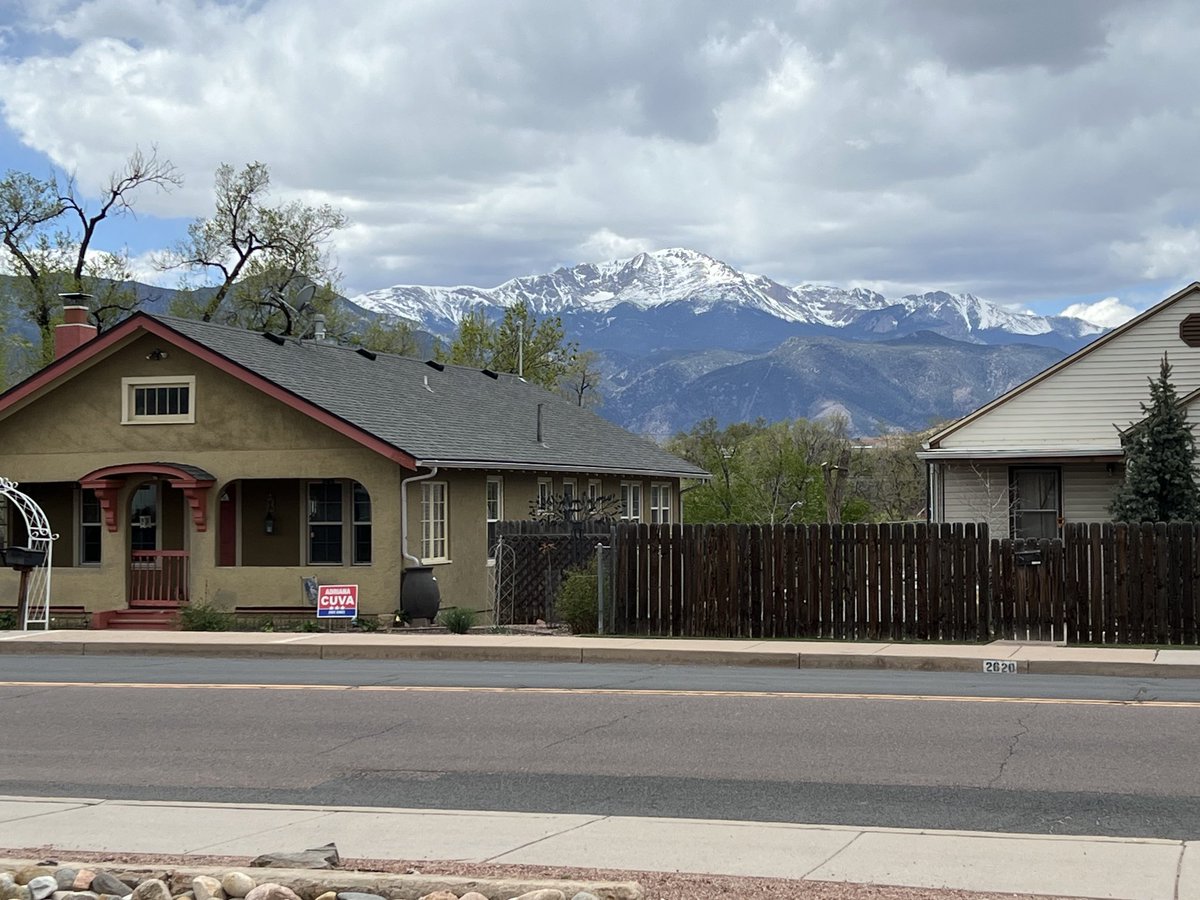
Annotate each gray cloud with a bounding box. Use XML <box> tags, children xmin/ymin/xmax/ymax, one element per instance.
<box><xmin>1</xmin><ymin>0</ymin><xmax>1199</xmax><ymax>308</ymax></box>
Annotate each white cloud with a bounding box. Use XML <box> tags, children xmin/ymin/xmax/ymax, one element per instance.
<box><xmin>2</xmin><ymin>0</ymin><xmax>1200</xmax><ymax>300</ymax></box>
<box><xmin>1060</xmin><ymin>296</ymin><xmax>1139</xmax><ymax>328</ymax></box>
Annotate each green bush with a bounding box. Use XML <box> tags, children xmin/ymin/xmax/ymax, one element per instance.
<box><xmin>438</xmin><ymin>606</ymin><xmax>477</xmax><ymax>634</ymax></box>
<box><xmin>180</xmin><ymin>603</ymin><xmax>233</xmax><ymax>632</ymax></box>
<box><xmin>557</xmin><ymin>563</ymin><xmax>598</xmax><ymax>634</ymax></box>
<box><xmin>0</xmin><ymin>610</ymin><xmax>17</xmax><ymax>630</ymax></box>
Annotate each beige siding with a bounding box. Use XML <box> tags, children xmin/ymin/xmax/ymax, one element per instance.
<box><xmin>940</xmin><ymin>287</ymin><xmax>1200</xmax><ymax>451</ymax></box>
<box><xmin>1062</xmin><ymin>464</ymin><xmax>1122</xmax><ymax>524</ymax></box>
<box><xmin>940</xmin><ymin>463</ymin><xmax>1011</xmax><ymax>537</ymax></box>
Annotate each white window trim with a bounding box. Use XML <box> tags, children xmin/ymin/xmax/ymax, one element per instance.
<box><xmin>587</xmin><ymin>479</ymin><xmax>602</xmax><ymax>502</ymax></box>
<box><xmin>486</xmin><ymin>476</ymin><xmax>503</xmax><ymax>565</ymax></box>
<box><xmin>537</xmin><ymin>477</ymin><xmax>553</xmax><ymax>513</ymax></box>
<box><xmin>121</xmin><ymin>375</ymin><xmax>196</xmax><ymax>425</ymax></box>
<box><xmin>421</xmin><ymin>481</ymin><xmax>450</xmax><ymax>564</ymax></box>
<box><xmin>77</xmin><ymin>488</ymin><xmax>102</xmax><ymax>567</ymax></box>
<box><xmin>620</xmin><ymin>481</ymin><xmax>643</xmax><ymax>523</ymax></box>
<box><xmin>650</xmin><ymin>482</ymin><xmax>672</xmax><ymax>525</ymax></box>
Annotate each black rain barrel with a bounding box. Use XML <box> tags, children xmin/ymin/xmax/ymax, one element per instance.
<box><xmin>401</xmin><ymin>565</ymin><xmax>440</xmax><ymax>620</ymax></box>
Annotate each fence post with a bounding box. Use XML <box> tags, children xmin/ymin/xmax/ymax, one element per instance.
<box><xmin>596</xmin><ymin>541</ymin><xmax>606</xmax><ymax>636</ymax></box>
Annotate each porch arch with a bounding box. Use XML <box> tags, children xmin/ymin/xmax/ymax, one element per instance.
<box><xmin>79</xmin><ymin>462</ymin><xmax>216</xmax><ymax>533</ymax></box>
<box><xmin>0</xmin><ymin>477</ymin><xmax>59</xmax><ymax>629</ymax></box>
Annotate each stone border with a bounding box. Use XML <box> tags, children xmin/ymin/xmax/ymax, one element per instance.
<box><xmin>0</xmin><ymin>860</ymin><xmax>642</xmax><ymax>900</ymax></box>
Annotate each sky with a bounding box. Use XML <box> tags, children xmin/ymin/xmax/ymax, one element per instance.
<box><xmin>3</xmin><ymin>0</ymin><xmax>1200</xmax><ymax>327</ymax></box>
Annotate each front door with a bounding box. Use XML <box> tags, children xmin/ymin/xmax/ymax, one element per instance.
<box><xmin>127</xmin><ymin>480</ymin><xmax>189</xmax><ymax>604</ymax></box>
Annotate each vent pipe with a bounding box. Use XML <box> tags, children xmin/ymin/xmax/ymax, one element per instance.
<box><xmin>313</xmin><ymin>314</ymin><xmax>326</xmax><ymax>342</ymax></box>
<box><xmin>536</xmin><ymin>402</ymin><xmax>544</xmax><ymax>444</ymax></box>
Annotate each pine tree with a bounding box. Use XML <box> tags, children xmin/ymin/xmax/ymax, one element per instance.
<box><xmin>1111</xmin><ymin>353</ymin><xmax>1200</xmax><ymax>522</ymax></box>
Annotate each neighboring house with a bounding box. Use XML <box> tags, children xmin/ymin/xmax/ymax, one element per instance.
<box><xmin>921</xmin><ymin>281</ymin><xmax>1200</xmax><ymax>539</ymax></box>
<box><xmin>0</xmin><ymin>304</ymin><xmax>707</xmax><ymax>624</ymax></box>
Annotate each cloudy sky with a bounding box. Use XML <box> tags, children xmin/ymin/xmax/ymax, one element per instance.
<box><xmin>3</xmin><ymin>0</ymin><xmax>1199</xmax><ymax>326</ymax></box>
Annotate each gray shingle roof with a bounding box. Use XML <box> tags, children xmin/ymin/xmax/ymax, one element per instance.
<box><xmin>153</xmin><ymin>315</ymin><xmax>708</xmax><ymax>478</ymax></box>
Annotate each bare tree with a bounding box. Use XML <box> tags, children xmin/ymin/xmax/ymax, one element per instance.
<box><xmin>0</xmin><ymin>147</ymin><xmax>180</xmax><ymax>365</ymax></box>
<box><xmin>161</xmin><ymin>162</ymin><xmax>348</xmax><ymax>334</ymax></box>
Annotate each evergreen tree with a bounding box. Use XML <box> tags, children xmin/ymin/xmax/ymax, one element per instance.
<box><xmin>1111</xmin><ymin>353</ymin><xmax>1200</xmax><ymax>522</ymax></box>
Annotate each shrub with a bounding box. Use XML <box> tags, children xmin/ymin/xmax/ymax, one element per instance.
<box><xmin>180</xmin><ymin>603</ymin><xmax>233</xmax><ymax>631</ymax></box>
<box><xmin>0</xmin><ymin>610</ymin><xmax>16</xmax><ymax>630</ymax></box>
<box><xmin>557</xmin><ymin>563</ymin><xmax>598</xmax><ymax>634</ymax></box>
<box><xmin>438</xmin><ymin>606</ymin><xmax>477</xmax><ymax>634</ymax></box>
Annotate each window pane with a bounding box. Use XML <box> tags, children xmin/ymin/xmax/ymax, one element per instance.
<box><xmin>309</xmin><ymin>482</ymin><xmax>343</xmax><ymax>523</ymax></box>
<box><xmin>310</xmin><ymin>524</ymin><xmax>342</xmax><ymax>563</ymax></box>
<box><xmin>353</xmin><ymin>523</ymin><xmax>371</xmax><ymax>565</ymax></box>
<box><xmin>1014</xmin><ymin>511</ymin><xmax>1058</xmax><ymax>540</ymax></box>
<box><xmin>353</xmin><ymin>482</ymin><xmax>371</xmax><ymax>523</ymax></box>
<box><xmin>135</xmin><ymin>390</ymin><xmax>146</xmax><ymax>416</ymax></box>
<box><xmin>179</xmin><ymin>386</ymin><xmax>190</xmax><ymax>415</ymax></box>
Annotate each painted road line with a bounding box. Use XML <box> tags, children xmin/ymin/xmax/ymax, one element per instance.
<box><xmin>0</xmin><ymin>680</ymin><xmax>1197</xmax><ymax>707</ymax></box>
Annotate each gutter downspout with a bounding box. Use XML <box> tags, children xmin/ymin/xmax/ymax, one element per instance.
<box><xmin>400</xmin><ymin>465</ymin><xmax>439</xmax><ymax>565</ymax></box>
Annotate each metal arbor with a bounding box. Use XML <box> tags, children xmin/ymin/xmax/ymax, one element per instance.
<box><xmin>0</xmin><ymin>478</ymin><xmax>57</xmax><ymax>629</ymax></box>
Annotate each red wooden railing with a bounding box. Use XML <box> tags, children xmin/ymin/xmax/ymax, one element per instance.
<box><xmin>128</xmin><ymin>550</ymin><xmax>190</xmax><ymax>604</ymax></box>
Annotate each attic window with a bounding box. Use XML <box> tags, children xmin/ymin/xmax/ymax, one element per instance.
<box><xmin>1181</xmin><ymin>315</ymin><xmax>1200</xmax><ymax>347</ymax></box>
<box><xmin>122</xmin><ymin>376</ymin><xmax>196</xmax><ymax>425</ymax></box>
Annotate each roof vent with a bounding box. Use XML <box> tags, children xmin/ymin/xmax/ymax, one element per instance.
<box><xmin>1181</xmin><ymin>314</ymin><xmax>1200</xmax><ymax>347</ymax></box>
<box><xmin>423</xmin><ymin>374</ymin><xmax>434</xmax><ymax>393</ymax></box>
<box><xmin>481</xmin><ymin>368</ymin><xmax>499</xmax><ymax>379</ymax></box>
<box><xmin>313</xmin><ymin>313</ymin><xmax>327</xmax><ymax>342</ymax></box>
<box><xmin>356</xmin><ymin>347</ymin><xmax>377</xmax><ymax>361</ymax></box>
<box><xmin>425</xmin><ymin>360</ymin><xmax>445</xmax><ymax>372</ymax></box>
<box><xmin>263</xmin><ymin>332</ymin><xmax>286</xmax><ymax>346</ymax></box>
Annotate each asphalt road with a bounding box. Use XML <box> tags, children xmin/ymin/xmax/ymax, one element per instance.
<box><xmin>0</xmin><ymin>655</ymin><xmax>1197</xmax><ymax>839</ymax></box>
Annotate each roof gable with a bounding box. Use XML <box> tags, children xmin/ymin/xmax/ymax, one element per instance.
<box><xmin>928</xmin><ymin>282</ymin><xmax>1200</xmax><ymax>453</ymax></box>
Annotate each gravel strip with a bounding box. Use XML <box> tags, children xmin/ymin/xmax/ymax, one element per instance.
<box><xmin>0</xmin><ymin>848</ymin><xmax>1086</xmax><ymax>900</ymax></box>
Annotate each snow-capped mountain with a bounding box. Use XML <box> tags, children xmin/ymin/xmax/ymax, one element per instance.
<box><xmin>352</xmin><ymin>248</ymin><xmax>1106</xmax><ymax>353</ymax></box>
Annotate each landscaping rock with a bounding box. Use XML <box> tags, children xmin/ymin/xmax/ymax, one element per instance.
<box><xmin>174</xmin><ymin>892</ymin><xmax>194</xmax><ymax>900</ymax></box>
<box><xmin>250</xmin><ymin>844</ymin><xmax>339</xmax><ymax>870</ymax></box>
<box><xmin>243</xmin><ymin>885</ymin><xmax>300</xmax><ymax>900</ymax></box>
<box><xmin>90</xmin><ymin>875</ymin><xmax>131</xmax><ymax>897</ymax></box>
<box><xmin>513</xmin><ymin>892</ymin><xmax>565</xmax><ymax>900</ymax></box>
<box><xmin>2</xmin><ymin>885</ymin><xmax>31</xmax><ymax>900</ymax></box>
<box><xmin>52</xmin><ymin>873</ymin><xmax>76</xmax><ymax>892</ymax></box>
<box><xmin>312</xmin><ymin>894</ymin><xmax>336</xmax><ymax>900</ymax></box>
<box><xmin>0</xmin><ymin>876</ymin><xmax>14</xmax><ymax>890</ymax></box>
<box><xmin>27</xmin><ymin>878</ymin><xmax>55</xmax><ymax>900</ymax></box>
<box><xmin>16</xmin><ymin>871</ymin><xmax>52</xmax><ymax>888</ymax></box>
<box><xmin>190</xmin><ymin>878</ymin><xmax>223</xmax><ymax>900</ymax></box>
<box><xmin>71</xmin><ymin>873</ymin><xmax>95</xmax><ymax>892</ymax></box>
<box><xmin>129</xmin><ymin>881</ymin><xmax>171</xmax><ymax>900</ymax></box>
<box><xmin>334</xmin><ymin>893</ymin><xmax>384</xmax><ymax>900</ymax></box>
<box><xmin>570</xmin><ymin>894</ymin><xmax>601</xmax><ymax>900</ymax></box>
<box><xmin>416</xmin><ymin>893</ymin><xmax>458</xmax><ymax>900</ymax></box>
<box><xmin>459</xmin><ymin>894</ymin><xmax>490</xmax><ymax>900</ymax></box>
<box><xmin>217</xmin><ymin>877</ymin><xmax>253</xmax><ymax>900</ymax></box>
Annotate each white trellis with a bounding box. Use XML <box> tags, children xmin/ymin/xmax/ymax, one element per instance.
<box><xmin>0</xmin><ymin>477</ymin><xmax>58</xmax><ymax>630</ymax></box>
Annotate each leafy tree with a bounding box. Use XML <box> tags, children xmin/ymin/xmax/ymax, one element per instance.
<box><xmin>667</xmin><ymin>416</ymin><xmax>863</xmax><ymax>524</ymax></box>
<box><xmin>0</xmin><ymin>148</ymin><xmax>180</xmax><ymax>365</ymax></box>
<box><xmin>350</xmin><ymin>316</ymin><xmax>422</xmax><ymax>356</ymax></box>
<box><xmin>1111</xmin><ymin>353</ymin><xmax>1200</xmax><ymax>523</ymax></box>
<box><xmin>437</xmin><ymin>299</ymin><xmax>578</xmax><ymax>392</ymax></box>
<box><xmin>855</xmin><ymin>427</ymin><xmax>940</xmax><ymax>521</ymax></box>
<box><xmin>161</xmin><ymin>162</ymin><xmax>347</xmax><ymax>336</ymax></box>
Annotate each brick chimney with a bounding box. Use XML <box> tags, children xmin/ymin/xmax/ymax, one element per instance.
<box><xmin>54</xmin><ymin>293</ymin><xmax>98</xmax><ymax>360</ymax></box>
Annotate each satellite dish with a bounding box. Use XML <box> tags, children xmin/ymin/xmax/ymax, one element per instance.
<box><xmin>294</xmin><ymin>283</ymin><xmax>317</xmax><ymax>308</ymax></box>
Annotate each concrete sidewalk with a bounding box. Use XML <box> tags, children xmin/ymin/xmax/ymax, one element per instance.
<box><xmin>1</xmin><ymin>628</ymin><xmax>1199</xmax><ymax>677</ymax></box>
<box><xmin>0</xmin><ymin>796</ymin><xmax>1194</xmax><ymax>899</ymax></box>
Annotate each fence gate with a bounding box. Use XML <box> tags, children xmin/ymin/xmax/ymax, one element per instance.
<box><xmin>494</xmin><ymin>520</ymin><xmax>616</xmax><ymax>624</ymax></box>
<box><xmin>0</xmin><ymin>477</ymin><xmax>59</xmax><ymax>630</ymax></box>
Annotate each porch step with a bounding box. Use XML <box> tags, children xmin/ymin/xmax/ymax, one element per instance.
<box><xmin>95</xmin><ymin>608</ymin><xmax>182</xmax><ymax>631</ymax></box>
<box><xmin>128</xmin><ymin>599</ymin><xmax>187</xmax><ymax>609</ymax></box>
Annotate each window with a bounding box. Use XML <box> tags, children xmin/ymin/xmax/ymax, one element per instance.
<box><xmin>122</xmin><ymin>376</ymin><xmax>196</xmax><ymax>424</ymax></box>
<box><xmin>561</xmin><ymin>478</ymin><xmax>576</xmax><ymax>520</ymax></box>
<box><xmin>422</xmin><ymin>481</ymin><xmax>448</xmax><ymax>561</ymax></box>
<box><xmin>1010</xmin><ymin>467</ymin><xmax>1061</xmax><ymax>539</ymax></box>
<box><xmin>79</xmin><ymin>489</ymin><xmax>102</xmax><ymax>565</ymax></box>
<box><xmin>587</xmin><ymin>479</ymin><xmax>602</xmax><ymax>502</ymax></box>
<box><xmin>537</xmin><ymin>478</ymin><xmax>553</xmax><ymax>514</ymax></box>
<box><xmin>352</xmin><ymin>482</ymin><xmax>371</xmax><ymax>565</ymax></box>
<box><xmin>308</xmin><ymin>481</ymin><xmax>343</xmax><ymax>564</ymax></box>
<box><xmin>650</xmin><ymin>483</ymin><xmax>672</xmax><ymax>525</ymax></box>
<box><xmin>130</xmin><ymin>482</ymin><xmax>159</xmax><ymax>553</ymax></box>
<box><xmin>620</xmin><ymin>481</ymin><xmax>643</xmax><ymax>522</ymax></box>
<box><xmin>486</xmin><ymin>477</ymin><xmax>503</xmax><ymax>561</ymax></box>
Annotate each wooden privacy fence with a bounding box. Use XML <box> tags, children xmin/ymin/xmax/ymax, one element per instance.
<box><xmin>495</xmin><ymin>520</ymin><xmax>613</xmax><ymax>623</ymax></box>
<box><xmin>610</xmin><ymin>521</ymin><xmax>1200</xmax><ymax>645</ymax></box>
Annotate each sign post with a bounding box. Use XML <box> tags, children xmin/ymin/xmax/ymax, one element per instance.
<box><xmin>317</xmin><ymin>584</ymin><xmax>359</xmax><ymax>620</ymax></box>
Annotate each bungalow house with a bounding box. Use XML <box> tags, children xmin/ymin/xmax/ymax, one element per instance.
<box><xmin>0</xmin><ymin>304</ymin><xmax>707</xmax><ymax>626</ymax></box>
<box><xmin>921</xmin><ymin>281</ymin><xmax>1200</xmax><ymax>538</ymax></box>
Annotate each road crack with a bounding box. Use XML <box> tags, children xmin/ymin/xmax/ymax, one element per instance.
<box><xmin>318</xmin><ymin>720</ymin><xmax>408</xmax><ymax>755</ymax></box>
<box><xmin>988</xmin><ymin>711</ymin><xmax>1032</xmax><ymax>789</ymax></box>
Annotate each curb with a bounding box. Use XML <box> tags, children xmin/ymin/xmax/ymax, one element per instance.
<box><xmin>0</xmin><ymin>637</ymin><xmax>1197</xmax><ymax>678</ymax></box>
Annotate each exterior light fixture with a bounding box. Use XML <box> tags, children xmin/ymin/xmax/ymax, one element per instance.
<box><xmin>145</xmin><ymin>348</ymin><xmax>168</xmax><ymax>361</ymax></box>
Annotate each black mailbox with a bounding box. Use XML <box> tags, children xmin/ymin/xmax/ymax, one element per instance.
<box><xmin>1014</xmin><ymin>549</ymin><xmax>1042</xmax><ymax>567</ymax></box>
<box><xmin>1</xmin><ymin>546</ymin><xmax>46</xmax><ymax>570</ymax></box>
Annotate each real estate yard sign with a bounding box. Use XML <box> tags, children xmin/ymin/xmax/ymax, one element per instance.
<box><xmin>317</xmin><ymin>584</ymin><xmax>358</xmax><ymax>618</ymax></box>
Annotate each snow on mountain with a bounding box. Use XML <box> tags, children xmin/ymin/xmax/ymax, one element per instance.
<box><xmin>350</xmin><ymin>248</ymin><xmax>1105</xmax><ymax>348</ymax></box>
